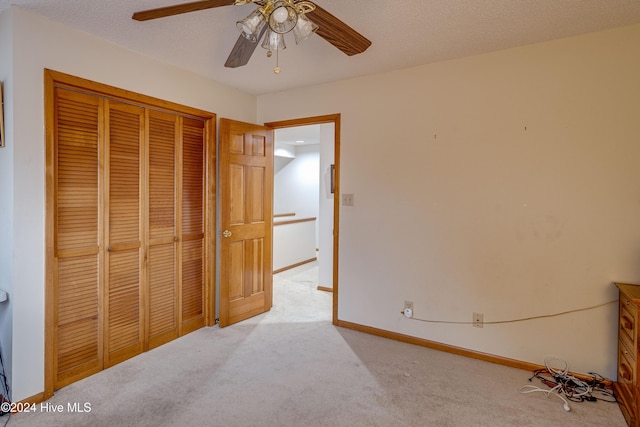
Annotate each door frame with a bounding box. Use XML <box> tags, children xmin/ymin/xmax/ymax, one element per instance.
<box><xmin>264</xmin><ymin>114</ymin><xmax>340</xmax><ymax>325</ymax></box>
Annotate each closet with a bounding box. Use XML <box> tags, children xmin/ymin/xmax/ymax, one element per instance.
<box><xmin>47</xmin><ymin>71</ymin><xmax>215</xmax><ymax>390</ymax></box>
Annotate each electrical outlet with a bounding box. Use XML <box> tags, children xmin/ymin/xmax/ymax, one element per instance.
<box><xmin>473</xmin><ymin>312</ymin><xmax>484</xmax><ymax>328</ymax></box>
<box><xmin>403</xmin><ymin>300</ymin><xmax>414</xmax><ymax>318</ymax></box>
<box><xmin>342</xmin><ymin>193</ymin><xmax>354</xmax><ymax>206</ymax></box>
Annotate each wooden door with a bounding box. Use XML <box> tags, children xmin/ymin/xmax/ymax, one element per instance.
<box><xmin>53</xmin><ymin>88</ymin><xmax>103</xmax><ymax>388</ymax></box>
<box><xmin>104</xmin><ymin>100</ymin><xmax>144</xmax><ymax>367</ymax></box>
<box><xmin>180</xmin><ymin>118</ymin><xmax>208</xmax><ymax>334</ymax></box>
<box><xmin>146</xmin><ymin>110</ymin><xmax>179</xmax><ymax>349</ymax></box>
<box><xmin>219</xmin><ymin>119</ymin><xmax>273</xmax><ymax>327</ymax></box>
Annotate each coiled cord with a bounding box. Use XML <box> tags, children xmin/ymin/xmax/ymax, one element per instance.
<box><xmin>519</xmin><ymin>357</ymin><xmax>616</xmax><ymax>412</ymax></box>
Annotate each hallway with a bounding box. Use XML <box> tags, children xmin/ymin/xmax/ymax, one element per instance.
<box><xmin>271</xmin><ymin>261</ymin><xmax>331</xmax><ymax>323</ymax></box>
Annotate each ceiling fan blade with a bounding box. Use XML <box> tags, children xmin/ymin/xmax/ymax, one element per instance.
<box><xmin>307</xmin><ymin>4</ymin><xmax>372</xmax><ymax>56</ymax></box>
<box><xmin>132</xmin><ymin>0</ymin><xmax>236</xmax><ymax>21</ymax></box>
<box><xmin>224</xmin><ymin>25</ymin><xmax>267</xmax><ymax>68</ymax></box>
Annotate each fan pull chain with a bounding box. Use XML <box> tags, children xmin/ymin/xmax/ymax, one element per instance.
<box><xmin>274</xmin><ymin>48</ymin><xmax>281</xmax><ymax>74</ymax></box>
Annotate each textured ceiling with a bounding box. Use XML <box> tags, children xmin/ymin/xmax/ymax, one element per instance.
<box><xmin>2</xmin><ymin>0</ymin><xmax>640</xmax><ymax>95</ymax></box>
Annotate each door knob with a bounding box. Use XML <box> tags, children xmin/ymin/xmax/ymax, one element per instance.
<box><xmin>222</xmin><ymin>230</ymin><xmax>232</xmax><ymax>238</ymax></box>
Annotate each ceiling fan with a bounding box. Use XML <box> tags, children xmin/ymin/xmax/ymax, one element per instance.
<box><xmin>132</xmin><ymin>0</ymin><xmax>372</xmax><ymax>72</ymax></box>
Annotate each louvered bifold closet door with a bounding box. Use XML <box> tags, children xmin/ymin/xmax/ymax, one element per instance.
<box><xmin>54</xmin><ymin>88</ymin><xmax>103</xmax><ymax>388</ymax></box>
<box><xmin>147</xmin><ymin>110</ymin><xmax>179</xmax><ymax>349</ymax></box>
<box><xmin>104</xmin><ymin>101</ymin><xmax>144</xmax><ymax>367</ymax></box>
<box><xmin>181</xmin><ymin>118</ymin><xmax>206</xmax><ymax>334</ymax></box>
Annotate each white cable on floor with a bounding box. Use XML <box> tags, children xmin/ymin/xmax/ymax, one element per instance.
<box><xmin>519</xmin><ymin>384</ymin><xmax>571</xmax><ymax>412</ymax></box>
<box><xmin>519</xmin><ymin>356</ymin><xmax>601</xmax><ymax>412</ymax></box>
<box><xmin>544</xmin><ymin>356</ymin><xmax>592</xmax><ymax>400</ymax></box>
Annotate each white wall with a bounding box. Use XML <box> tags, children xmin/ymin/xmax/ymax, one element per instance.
<box><xmin>273</xmin><ymin>144</ymin><xmax>320</xmax><ymax>218</ymax></box>
<box><xmin>8</xmin><ymin>7</ymin><xmax>257</xmax><ymax>401</ymax></box>
<box><xmin>0</xmin><ymin>9</ymin><xmax>14</xmax><ymax>398</ymax></box>
<box><xmin>318</xmin><ymin>124</ymin><xmax>334</xmax><ymax>289</ymax></box>
<box><xmin>257</xmin><ymin>24</ymin><xmax>640</xmax><ymax>379</ymax></box>
<box><xmin>273</xmin><ymin>142</ymin><xmax>295</xmax><ymax>192</ymax></box>
<box><xmin>273</xmin><ymin>220</ymin><xmax>317</xmax><ymax>271</ymax></box>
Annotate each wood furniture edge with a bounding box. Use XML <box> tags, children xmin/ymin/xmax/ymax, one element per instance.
<box><xmin>612</xmin><ymin>381</ymin><xmax>632</xmax><ymax>424</ymax></box>
<box><xmin>615</xmin><ymin>281</ymin><xmax>640</xmax><ymax>299</ymax></box>
<box><xmin>273</xmin><ymin>217</ymin><xmax>316</xmax><ymax>226</ymax></box>
<box><xmin>273</xmin><ymin>258</ymin><xmax>317</xmax><ymax>274</ymax></box>
<box><xmin>613</xmin><ymin>282</ymin><xmax>636</xmax><ymax>425</ymax></box>
<box><xmin>317</xmin><ymin>286</ymin><xmax>333</xmax><ymax>293</ymax></box>
<box><xmin>336</xmin><ymin>319</ymin><xmax>614</xmax><ymax>387</ymax></box>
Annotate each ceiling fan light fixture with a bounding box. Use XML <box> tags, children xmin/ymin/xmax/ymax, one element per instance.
<box><xmin>268</xmin><ymin>1</ymin><xmax>298</xmax><ymax>34</ymax></box>
<box><xmin>236</xmin><ymin>8</ymin><xmax>266</xmax><ymax>42</ymax></box>
<box><xmin>261</xmin><ymin>28</ymin><xmax>286</xmax><ymax>52</ymax></box>
<box><xmin>292</xmin><ymin>12</ymin><xmax>318</xmax><ymax>45</ymax></box>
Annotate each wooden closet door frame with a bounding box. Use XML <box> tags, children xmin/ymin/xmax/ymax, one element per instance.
<box><xmin>44</xmin><ymin>69</ymin><xmax>217</xmax><ymax>399</ymax></box>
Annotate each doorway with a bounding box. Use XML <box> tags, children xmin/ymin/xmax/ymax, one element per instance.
<box><xmin>265</xmin><ymin>115</ymin><xmax>340</xmax><ymax>325</ymax></box>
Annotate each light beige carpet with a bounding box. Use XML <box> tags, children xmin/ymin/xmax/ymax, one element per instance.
<box><xmin>7</xmin><ymin>262</ymin><xmax>626</xmax><ymax>426</ymax></box>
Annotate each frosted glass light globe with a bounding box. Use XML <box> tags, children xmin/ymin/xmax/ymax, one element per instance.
<box><xmin>272</xmin><ymin>7</ymin><xmax>289</xmax><ymax>23</ymax></box>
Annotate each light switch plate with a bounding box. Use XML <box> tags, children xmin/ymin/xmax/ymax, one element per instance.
<box><xmin>342</xmin><ymin>193</ymin><xmax>354</xmax><ymax>206</ymax></box>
